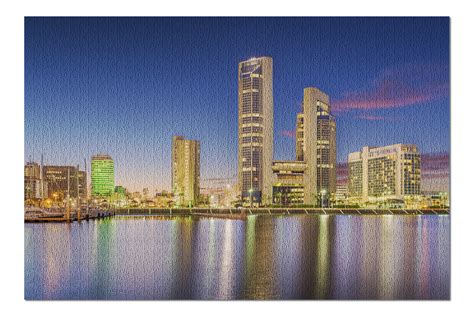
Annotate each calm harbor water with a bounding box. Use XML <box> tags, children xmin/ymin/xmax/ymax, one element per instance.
<box><xmin>25</xmin><ymin>215</ymin><xmax>450</xmax><ymax>300</ymax></box>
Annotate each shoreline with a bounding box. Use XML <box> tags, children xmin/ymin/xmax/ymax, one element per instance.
<box><xmin>24</xmin><ymin>208</ymin><xmax>450</xmax><ymax>223</ymax></box>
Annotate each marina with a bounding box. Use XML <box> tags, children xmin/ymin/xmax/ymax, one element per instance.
<box><xmin>24</xmin><ymin>207</ymin><xmax>114</xmax><ymax>223</ymax></box>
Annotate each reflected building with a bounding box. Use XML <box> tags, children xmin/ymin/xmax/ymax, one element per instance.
<box><xmin>244</xmin><ymin>216</ymin><xmax>278</xmax><ymax>299</ymax></box>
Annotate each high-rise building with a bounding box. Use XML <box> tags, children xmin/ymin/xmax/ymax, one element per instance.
<box><xmin>42</xmin><ymin>165</ymin><xmax>87</xmax><ymax>201</ymax></box>
<box><xmin>296</xmin><ymin>112</ymin><xmax>305</xmax><ymax>161</ymax></box>
<box><xmin>172</xmin><ymin>136</ymin><xmax>200</xmax><ymax>207</ymax></box>
<box><xmin>91</xmin><ymin>154</ymin><xmax>115</xmax><ymax>198</ymax></box>
<box><xmin>300</xmin><ymin>87</ymin><xmax>336</xmax><ymax>205</ymax></box>
<box><xmin>270</xmin><ymin>87</ymin><xmax>336</xmax><ymax>207</ymax></box>
<box><xmin>237</xmin><ymin>56</ymin><xmax>274</xmax><ymax>205</ymax></box>
<box><xmin>348</xmin><ymin>144</ymin><xmax>421</xmax><ymax>203</ymax></box>
<box><xmin>24</xmin><ymin>162</ymin><xmax>41</xmax><ymax>200</ymax></box>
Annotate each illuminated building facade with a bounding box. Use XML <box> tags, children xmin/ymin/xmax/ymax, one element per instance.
<box><xmin>299</xmin><ymin>87</ymin><xmax>336</xmax><ymax>205</ymax></box>
<box><xmin>236</xmin><ymin>58</ymin><xmax>336</xmax><ymax>207</ymax></box>
<box><xmin>238</xmin><ymin>56</ymin><xmax>274</xmax><ymax>206</ymax></box>
<box><xmin>335</xmin><ymin>184</ymin><xmax>348</xmax><ymax>205</ymax></box>
<box><xmin>348</xmin><ymin>144</ymin><xmax>421</xmax><ymax>203</ymax></box>
<box><xmin>296</xmin><ymin>112</ymin><xmax>304</xmax><ymax>161</ymax></box>
<box><xmin>272</xmin><ymin>161</ymin><xmax>305</xmax><ymax>205</ymax></box>
<box><xmin>42</xmin><ymin>165</ymin><xmax>87</xmax><ymax>200</ymax></box>
<box><xmin>172</xmin><ymin>136</ymin><xmax>200</xmax><ymax>207</ymax></box>
<box><xmin>24</xmin><ymin>162</ymin><xmax>41</xmax><ymax>200</ymax></box>
<box><xmin>111</xmin><ymin>185</ymin><xmax>127</xmax><ymax>207</ymax></box>
<box><xmin>268</xmin><ymin>87</ymin><xmax>337</xmax><ymax>207</ymax></box>
<box><xmin>91</xmin><ymin>154</ymin><xmax>115</xmax><ymax>198</ymax></box>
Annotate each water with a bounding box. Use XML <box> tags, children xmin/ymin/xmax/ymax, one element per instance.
<box><xmin>24</xmin><ymin>215</ymin><xmax>450</xmax><ymax>300</ymax></box>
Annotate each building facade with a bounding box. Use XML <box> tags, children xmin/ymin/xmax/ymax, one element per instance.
<box><xmin>335</xmin><ymin>184</ymin><xmax>348</xmax><ymax>205</ymax></box>
<box><xmin>111</xmin><ymin>185</ymin><xmax>127</xmax><ymax>207</ymax></box>
<box><xmin>271</xmin><ymin>161</ymin><xmax>305</xmax><ymax>205</ymax></box>
<box><xmin>237</xmin><ymin>57</ymin><xmax>274</xmax><ymax>206</ymax></box>
<box><xmin>42</xmin><ymin>165</ymin><xmax>87</xmax><ymax>201</ymax></box>
<box><xmin>171</xmin><ymin>136</ymin><xmax>200</xmax><ymax>207</ymax></box>
<box><xmin>348</xmin><ymin>144</ymin><xmax>421</xmax><ymax>203</ymax></box>
<box><xmin>296</xmin><ymin>112</ymin><xmax>305</xmax><ymax>161</ymax></box>
<box><xmin>300</xmin><ymin>87</ymin><xmax>337</xmax><ymax>205</ymax></box>
<box><xmin>91</xmin><ymin>154</ymin><xmax>115</xmax><ymax>198</ymax></box>
<box><xmin>24</xmin><ymin>162</ymin><xmax>41</xmax><ymax>200</ymax></box>
<box><xmin>267</xmin><ymin>87</ymin><xmax>337</xmax><ymax>207</ymax></box>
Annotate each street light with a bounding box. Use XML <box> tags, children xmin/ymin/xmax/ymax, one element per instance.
<box><xmin>248</xmin><ymin>188</ymin><xmax>254</xmax><ymax>209</ymax></box>
<box><xmin>321</xmin><ymin>189</ymin><xmax>327</xmax><ymax>208</ymax></box>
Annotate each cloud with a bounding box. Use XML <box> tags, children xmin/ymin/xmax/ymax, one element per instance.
<box><xmin>280</xmin><ymin>130</ymin><xmax>296</xmax><ymax>138</ymax></box>
<box><xmin>421</xmin><ymin>152</ymin><xmax>450</xmax><ymax>177</ymax></box>
<box><xmin>333</xmin><ymin>64</ymin><xmax>449</xmax><ymax>112</ymax></box>
<box><xmin>355</xmin><ymin>114</ymin><xmax>393</xmax><ymax>121</ymax></box>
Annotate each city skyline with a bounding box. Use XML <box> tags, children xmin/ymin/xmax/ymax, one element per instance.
<box><xmin>25</xmin><ymin>17</ymin><xmax>450</xmax><ymax>192</ymax></box>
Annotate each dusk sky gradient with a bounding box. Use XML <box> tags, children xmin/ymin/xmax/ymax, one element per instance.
<box><xmin>25</xmin><ymin>17</ymin><xmax>450</xmax><ymax>192</ymax></box>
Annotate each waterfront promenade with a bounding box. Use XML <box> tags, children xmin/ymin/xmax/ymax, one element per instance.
<box><xmin>115</xmin><ymin>207</ymin><xmax>449</xmax><ymax>217</ymax></box>
<box><xmin>24</xmin><ymin>207</ymin><xmax>449</xmax><ymax>223</ymax></box>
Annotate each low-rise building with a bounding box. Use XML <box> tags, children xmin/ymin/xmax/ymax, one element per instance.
<box><xmin>272</xmin><ymin>160</ymin><xmax>305</xmax><ymax>205</ymax></box>
<box><xmin>24</xmin><ymin>162</ymin><xmax>41</xmax><ymax>200</ymax></box>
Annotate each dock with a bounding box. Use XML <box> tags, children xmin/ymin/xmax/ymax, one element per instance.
<box><xmin>24</xmin><ymin>209</ymin><xmax>114</xmax><ymax>223</ymax></box>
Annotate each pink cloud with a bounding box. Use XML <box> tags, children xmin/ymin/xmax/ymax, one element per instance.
<box><xmin>333</xmin><ymin>64</ymin><xmax>449</xmax><ymax>112</ymax></box>
<box><xmin>280</xmin><ymin>130</ymin><xmax>296</xmax><ymax>138</ymax></box>
<box><xmin>355</xmin><ymin>114</ymin><xmax>391</xmax><ymax>121</ymax></box>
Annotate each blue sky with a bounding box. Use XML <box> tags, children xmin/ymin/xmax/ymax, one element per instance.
<box><xmin>25</xmin><ymin>17</ymin><xmax>449</xmax><ymax>191</ymax></box>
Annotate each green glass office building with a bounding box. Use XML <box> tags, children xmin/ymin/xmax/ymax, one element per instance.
<box><xmin>91</xmin><ymin>154</ymin><xmax>115</xmax><ymax>198</ymax></box>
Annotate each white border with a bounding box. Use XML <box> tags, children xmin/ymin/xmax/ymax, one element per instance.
<box><xmin>2</xmin><ymin>0</ymin><xmax>474</xmax><ymax>315</ymax></box>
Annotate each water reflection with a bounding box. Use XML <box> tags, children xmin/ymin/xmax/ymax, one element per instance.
<box><xmin>244</xmin><ymin>215</ymin><xmax>278</xmax><ymax>299</ymax></box>
<box><xmin>25</xmin><ymin>215</ymin><xmax>450</xmax><ymax>300</ymax></box>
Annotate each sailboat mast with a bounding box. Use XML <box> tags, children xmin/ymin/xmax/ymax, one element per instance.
<box><xmin>40</xmin><ymin>154</ymin><xmax>44</xmax><ymax>206</ymax></box>
<box><xmin>67</xmin><ymin>167</ymin><xmax>70</xmax><ymax>221</ymax></box>
<box><xmin>84</xmin><ymin>158</ymin><xmax>89</xmax><ymax>216</ymax></box>
<box><xmin>76</xmin><ymin>165</ymin><xmax>80</xmax><ymax>208</ymax></box>
<box><xmin>76</xmin><ymin>164</ymin><xmax>81</xmax><ymax>221</ymax></box>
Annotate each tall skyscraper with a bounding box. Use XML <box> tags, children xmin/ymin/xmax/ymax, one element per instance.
<box><xmin>91</xmin><ymin>154</ymin><xmax>115</xmax><ymax>198</ymax></box>
<box><xmin>301</xmin><ymin>87</ymin><xmax>336</xmax><ymax>205</ymax></box>
<box><xmin>171</xmin><ymin>136</ymin><xmax>200</xmax><ymax>207</ymax></box>
<box><xmin>348</xmin><ymin>144</ymin><xmax>421</xmax><ymax>203</ymax></box>
<box><xmin>237</xmin><ymin>56</ymin><xmax>274</xmax><ymax>205</ymax></box>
